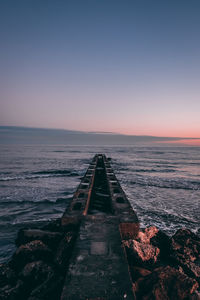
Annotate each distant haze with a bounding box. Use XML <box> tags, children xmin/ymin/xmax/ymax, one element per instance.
<box><xmin>0</xmin><ymin>126</ymin><xmax>199</xmax><ymax>146</ymax></box>
<box><xmin>0</xmin><ymin>1</ymin><xmax>200</xmax><ymax>138</ymax></box>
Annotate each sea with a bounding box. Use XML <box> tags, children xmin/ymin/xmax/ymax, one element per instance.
<box><xmin>0</xmin><ymin>127</ymin><xmax>199</xmax><ymax>263</ymax></box>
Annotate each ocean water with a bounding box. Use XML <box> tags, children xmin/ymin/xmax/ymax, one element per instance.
<box><xmin>0</xmin><ymin>130</ymin><xmax>200</xmax><ymax>263</ymax></box>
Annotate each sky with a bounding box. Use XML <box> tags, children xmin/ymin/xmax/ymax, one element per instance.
<box><xmin>0</xmin><ymin>0</ymin><xmax>200</xmax><ymax>138</ymax></box>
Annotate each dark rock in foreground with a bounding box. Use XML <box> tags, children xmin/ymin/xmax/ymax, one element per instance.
<box><xmin>124</xmin><ymin>239</ymin><xmax>160</xmax><ymax>267</ymax></box>
<box><xmin>170</xmin><ymin>228</ymin><xmax>200</xmax><ymax>284</ymax></box>
<box><xmin>134</xmin><ymin>266</ymin><xmax>198</xmax><ymax>300</ymax></box>
<box><xmin>0</xmin><ymin>218</ymin><xmax>78</xmax><ymax>300</ymax></box>
<box><xmin>1</xmin><ymin>221</ymin><xmax>200</xmax><ymax>299</ymax></box>
<box><xmin>11</xmin><ymin>240</ymin><xmax>53</xmax><ymax>271</ymax></box>
<box><xmin>123</xmin><ymin>226</ymin><xmax>200</xmax><ymax>300</ymax></box>
<box><xmin>16</xmin><ymin>229</ymin><xmax>63</xmax><ymax>250</ymax></box>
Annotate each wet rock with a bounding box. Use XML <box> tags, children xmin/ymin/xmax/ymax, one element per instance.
<box><xmin>20</xmin><ymin>260</ymin><xmax>54</xmax><ymax>289</ymax></box>
<box><xmin>124</xmin><ymin>239</ymin><xmax>160</xmax><ymax>268</ymax></box>
<box><xmin>16</xmin><ymin>229</ymin><xmax>63</xmax><ymax>250</ymax></box>
<box><xmin>137</xmin><ymin>226</ymin><xmax>171</xmax><ymax>260</ymax></box>
<box><xmin>133</xmin><ymin>266</ymin><xmax>151</xmax><ymax>277</ymax></box>
<box><xmin>55</xmin><ymin>232</ymin><xmax>76</xmax><ymax>273</ymax></box>
<box><xmin>137</xmin><ymin>226</ymin><xmax>159</xmax><ymax>244</ymax></box>
<box><xmin>0</xmin><ymin>263</ymin><xmax>16</xmax><ymax>288</ymax></box>
<box><xmin>188</xmin><ymin>290</ymin><xmax>200</xmax><ymax>300</ymax></box>
<box><xmin>41</xmin><ymin>219</ymin><xmax>62</xmax><ymax>232</ymax></box>
<box><xmin>171</xmin><ymin>229</ymin><xmax>200</xmax><ymax>283</ymax></box>
<box><xmin>27</xmin><ymin>272</ymin><xmax>64</xmax><ymax>300</ymax></box>
<box><xmin>175</xmin><ymin>258</ymin><xmax>200</xmax><ymax>284</ymax></box>
<box><xmin>61</xmin><ymin>215</ymin><xmax>81</xmax><ymax>232</ymax></box>
<box><xmin>135</xmin><ymin>265</ymin><xmax>199</xmax><ymax>300</ymax></box>
<box><xmin>0</xmin><ymin>280</ymin><xmax>24</xmax><ymax>300</ymax></box>
<box><xmin>11</xmin><ymin>240</ymin><xmax>53</xmax><ymax>271</ymax></box>
<box><xmin>131</xmin><ymin>266</ymin><xmax>151</xmax><ymax>282</ymax></box>
<box><xmin>171</xmin><ymin>228</ymin><xmax>200</xmax><ymax>261</ymax></box>
<box><xmin>150</xmin><ymin>230</ymin><xmax>171</xmax><ymax>259</ymax></box>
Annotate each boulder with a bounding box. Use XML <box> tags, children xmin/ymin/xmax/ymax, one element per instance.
<box><xmin>174</xmin><ymin>258</ymin><xmax>200</xmax><ymax>284</ymax></box>
<box><xmin>54</xmin><ymin>232</ymin><xmax>76</xmax><ymax>272</ymax></box>
<box><xmin>135</xmin><ymin>265</ymin><xmax>199</xmax><ymax>300</ymax></box>
<box><xmin>133</xmin><ymin>266</ymin><xmax>151</xmax><ymax>277</ymax></box>
<box><xmin>41</xmin><ymin>219</ymin><xmax>62</xmax><ymax>232</ymax></box>
<box><xmin>124</xmin><ymin>239</ymin><xmax>160</xmax><ymax>268</ymax></box>
<box><xmin>137</xmin><ymin>226</ymin><xmax>159</xmax><ymax>244</ymax></box>
<box><xmin>188</xmin><ymin>290</ymin><xmax>200</xmax><ymax>300</ymax></box>
<box><xmin>20</xmin><ymin>260</ymin><xmax>54</xmax><ymax>288</ymax></box>
<box><xmin>170</xmin><ymin>229</ymin><xmax>200</xmax><ymax>283</ymax></box>
<box><xmin>0</xmin><ymin>280</ymin><xmax>24</xmax><ymax>300</ymax></box>
<box><xmin>27</xmin><ymin>272</ymin><xmax>64</xmax><ymax>300</ymax></box>
<box><xmin>0</xmin><ymin>263</ymin><xmax>16</xmax><ymax>288</ymax></box>
<box><xmin>150</xmin><ymin>230</ymin><xmax>171</xmax><ymax>259</ymax></box>
<box><xmin>131</xmin><ymin>266</ymin><xmax>151</xmax><ymax>282</ymax></box>
<box><xmin>11</xmin><ymin>240</ymin><xmax>53</xmax><ymax>271</ymax></box>
<box><xmin>171</xmin><ymin>228</ymin><xmax>200</xmax><ymax>261</ymax></box>
<box><xmin>16</xmin><ymin>229</ymin><xmax>63</xmax><ymax>250</ymax></box>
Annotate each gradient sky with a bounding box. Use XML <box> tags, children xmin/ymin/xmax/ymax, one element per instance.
<box><xmin>0</xmin><ymin>0</ymin><xmax>200</xmax><ymax>137</ymax></box>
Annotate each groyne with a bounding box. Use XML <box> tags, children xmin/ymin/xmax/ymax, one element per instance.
<box><xmin>0</xmin><ymin>154</ymin><xmax>199</xmax><ymax>299</ymax></box>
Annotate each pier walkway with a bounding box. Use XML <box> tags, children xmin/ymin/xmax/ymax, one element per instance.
<box><xmin>61</xmin><ymin>154</ymin><xmax>139</xmax><ymax>300</ymax></box>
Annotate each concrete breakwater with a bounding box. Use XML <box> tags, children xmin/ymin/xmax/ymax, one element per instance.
<box><xmin>0</xmin><ymin>154</ymin><xmax>199</xmax><ymax>299</ymax></box>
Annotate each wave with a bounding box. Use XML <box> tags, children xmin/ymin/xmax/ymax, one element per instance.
<box><xmin>0</xmin><ymin>170</ymin><xmax>79</xmax><ymax>181</ymax></box>
<box><xmin>146</xmin><ymin>209</ymin><xmax>198</xmax><ymax>224</ymax></box>
<box><xmin>132</xmin><ymin>168</ymin><xmax>176</xmax><ymax>173</ymax></box>
<box><xmin>0</xmin><ymin>171</ymin><xmax>11</xmax><ymax>175</ymax></box>
<box><xmin>53</xmin><ymin>151</ymin><xmax>67</xmax><ymax>153</ymax></box>
<box><xmin>34</xmin><ymin>169</ymin><xmax>76</xmax><ymax>175</ymax></box>
<box><xmin>0</xmin><ymin>196</ymin><xmax>72</xmax><ymax>205</ymax></box>
<box><xmin>117</xmin><ymin>167</ymin><xmax>177</xmax><ymax>173</ymax></box>
<box><xmin>130</xmin><ymin>178</ymin><xmax>200</xmax><ymax>190</ymax></box>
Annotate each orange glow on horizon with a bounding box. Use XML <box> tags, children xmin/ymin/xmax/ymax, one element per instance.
<box><xmin>159</xmin><ymin>139</ymin><xmax>200</xmax><ymax>146</ymax></box>
<box><xmin>113</xmin><ymin>128</ymin><xmax>200</xmax><ymax>139</ymax></box>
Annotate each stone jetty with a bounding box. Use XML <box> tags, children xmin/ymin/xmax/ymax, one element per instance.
<box><xmin>0</xmin><ymin>154</ymin><xmax>199</xmax><ymax>299</ymax></box>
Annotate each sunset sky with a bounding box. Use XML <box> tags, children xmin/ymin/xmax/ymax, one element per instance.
<box><xmin>0</xmin><ymin>0</ymin><xmax>200</xmax><ymax>138</ymax></box>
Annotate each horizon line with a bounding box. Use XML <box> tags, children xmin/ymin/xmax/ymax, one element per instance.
<box><xmin>0</xmin><ymin>125</ymin><xmax>200</xmax><ymax>140</ymax></box>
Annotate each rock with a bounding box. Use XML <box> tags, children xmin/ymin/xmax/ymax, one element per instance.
<box><xmin>54</xmin><ymin>232</ymin><xmax>76</xmax><ymax>273</ymax></box>
<box><xmin>137</xmin><ymin>226</ymin><xmax>159</xmax><ymax>244</ymax></box>
<box><xmin>27</xmin><ymin>272</ymin><xmax>64</xmax><ymax>300</ymax></box>
<box><xmin>41</xmin><ymin>219</ymin><xmax>62</xmax><ymax>232</ymax></box>
<box><xmin>0</xmin><ymin>263</ymin><xmax>16</xmax><ymax>288</ymax></box>
<box><xmin>150</xmin><ymin>230</ymin><xmax>171</xmax><ymax>259</ymax></box>
<box><xmin>188</xmin><ymin>290</ymin><xmax>200</xmax><ymax>300</ymax></box>
<box><xmin>16</xmin><ymin>229</ymin><xmax>63</xmax><ymax>250</ymax></box>
<box><xmin>0</xmin><ymin>280</ymin><xmax>24</xmax><ymax>300</ymax></box>
<box><xmin>124</xmin><ymin>239</ymin><xmax>160</xmax><ymax>268</ymax></box>
<box><xmin>135</xmin><ymin>265</ymin><xmax>199</xmax><ymax>300</ymax></box>
<box><xmin>175</xmin><ymin>258</ymin><xmax>200</xmax><ymax>284</ymax></box>
<box><xmin>131</xmin><ymin>266</ymin><xmax>151</xmax><ymax>282</ymax></box>
<box><xmin>136</xmin><ymin>226</ymin><xmax>172</xmax><ymax>260</ymax></box>
<box><xmin>171</xmin><ymin>228</ymin><xmax>200</xmax><ymax>261</ymax></box>
<box><xmin>133</xmin><ymin>266</ymin><xmax>152</xmax><ymax>277</ymax></box>
<box><xmin>20</xmin><ymin>260</ymin><xmax>54</xmax><ymax>288</ymax></box>
<box><xmin>11</xmin><ymin>240</ymin><xmax>53</xmax><ymax>271</ymax></box>
<box><xmin>170</xmin><ymin>229</ymin><xmax>200</xmax><ymax>283</ymax></box>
